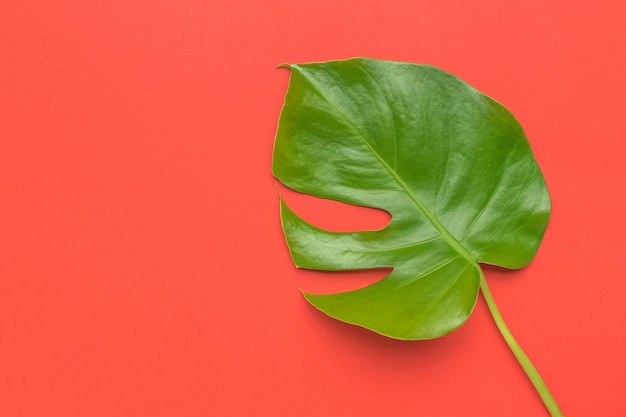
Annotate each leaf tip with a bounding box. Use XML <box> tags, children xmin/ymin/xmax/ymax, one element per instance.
<box><xmin>299</xmin><ymin>290</ymin><xmax>318</xmax><ymax>307</ymax></box>
<box><xmin>276</xmin><ymin>63</ymin><xmax>292</xmax><ymax>70</ymax></box>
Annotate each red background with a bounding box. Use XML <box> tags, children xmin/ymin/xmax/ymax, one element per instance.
<box><xmin>1</xmin><ymin>1</ymin><xmax>625</xmax><ymax>416</ymax></box>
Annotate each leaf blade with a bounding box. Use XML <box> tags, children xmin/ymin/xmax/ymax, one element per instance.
<box><xmin>273</xmin><ymin>58</ymin><xmax>550</xmax><ymax>339</ymax></box>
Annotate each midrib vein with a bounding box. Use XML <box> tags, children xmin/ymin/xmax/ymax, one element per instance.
<box><xmin>298</xmin><ymin>68</ymin><xmax>477</xmax><ymax>266</ymax></box>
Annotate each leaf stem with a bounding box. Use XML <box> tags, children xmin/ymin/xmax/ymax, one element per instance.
<box><xmin>478</xmin><ymin>271</ymin><xmax>564</xmax><ymax>417</ymax></box>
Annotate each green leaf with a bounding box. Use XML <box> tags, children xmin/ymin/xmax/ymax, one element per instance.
<box><xmin>272</xmin><ymin>58</ymin><xmax>550</xmax><ymax>341</ymax></box>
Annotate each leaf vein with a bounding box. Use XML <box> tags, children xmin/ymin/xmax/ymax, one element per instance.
<box><xmin>399</xmin><ymin>261</ymin><xmax>473</xmax><ymax>328</ymax></box>
<box><xmin>460</xmin><ymin>155</ymin><xmax>511</xmax><ymax>245</ymax></box>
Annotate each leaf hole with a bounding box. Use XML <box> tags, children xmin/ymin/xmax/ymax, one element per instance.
<box><xmin>277</xmin><ymin>184</ymin><xmax>391</xmax><ymax>232</ymax></box>
<box><xmin>297</xmin><ymin>267</ymin><xmax>394</xmax><ymax>295</ymax></box>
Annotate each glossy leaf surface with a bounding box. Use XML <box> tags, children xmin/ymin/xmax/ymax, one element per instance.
<box><xmin>272</xmin><ymin>58</ymin><xmax>550</xmax><ymax>340</ymax></box>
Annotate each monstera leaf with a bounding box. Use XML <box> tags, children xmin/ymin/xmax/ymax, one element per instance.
<box><xmin>272</xmin><ymin>58</ymin><xmax>550</xmax><ymax>340</ymax></box>
<box><xmin>272</xmin><ymin>58</ymin><xmax>564</xmax><ymax>416</ymax></box>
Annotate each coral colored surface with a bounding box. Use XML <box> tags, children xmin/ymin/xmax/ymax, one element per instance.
<box><xmin>1</xmin><ymin>1</ymin><xmax>625</xmax><ymax>416</ymax></box>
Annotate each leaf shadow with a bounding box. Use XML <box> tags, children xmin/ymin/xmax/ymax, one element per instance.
<box><xmin>301</xmin><ymin>295</ymin><xmax>473</xmax><ymax>371</ymax></box>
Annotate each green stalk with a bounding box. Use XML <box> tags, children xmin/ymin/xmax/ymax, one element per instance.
<box><xmin>479</xmin><ymin>272</ymin><xmax>564</xmax><ymax>417</ymax></box>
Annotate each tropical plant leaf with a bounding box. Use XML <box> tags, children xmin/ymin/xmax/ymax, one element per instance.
<box><xmin>272</xmin><ymin>58</ymin><xmax>550</xmax><ymax>340</ymax></box>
